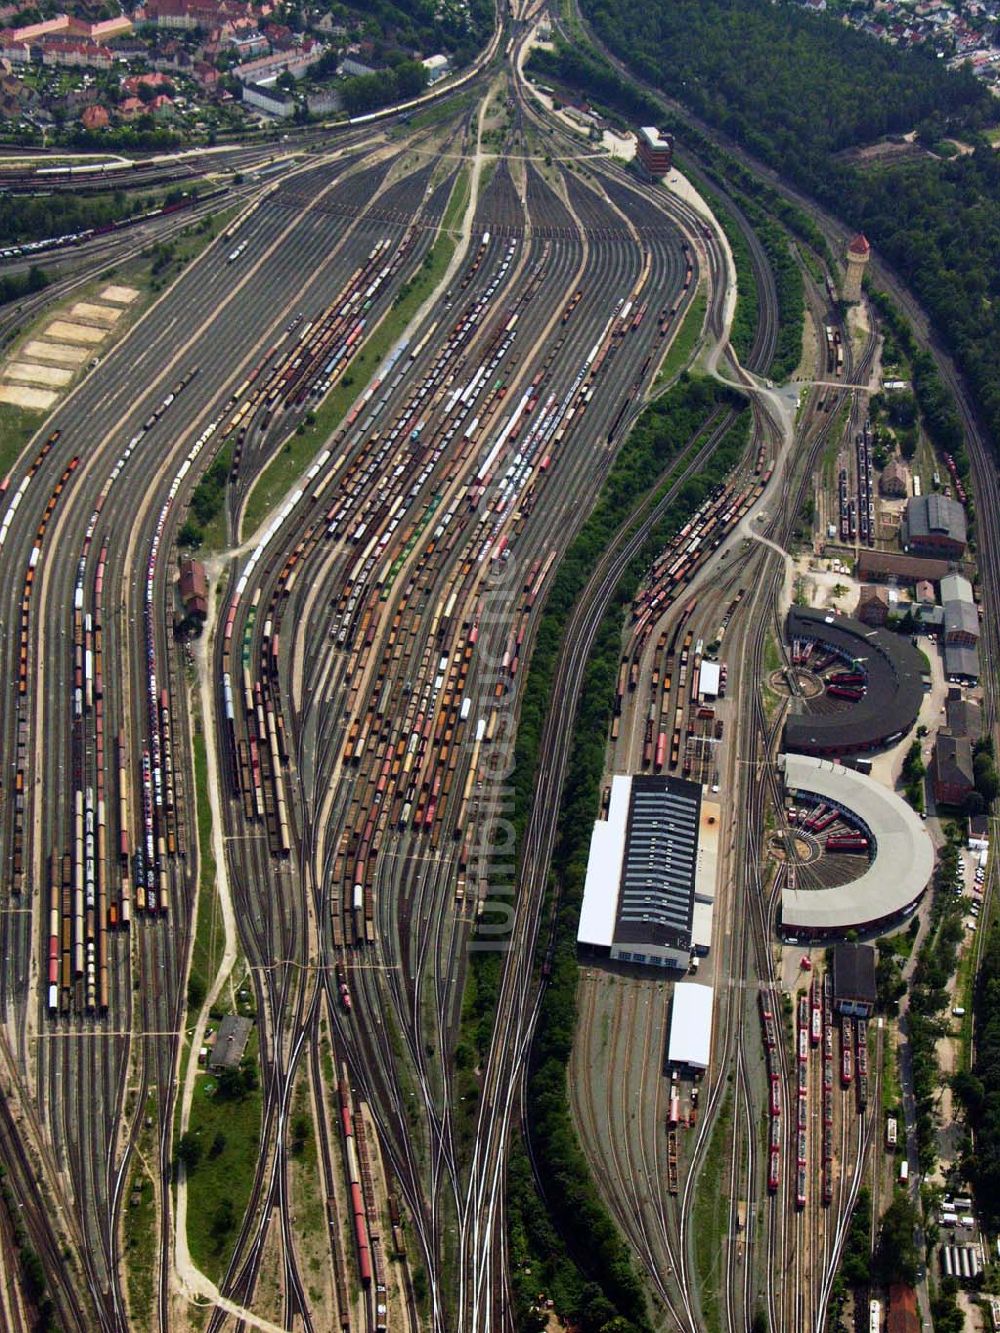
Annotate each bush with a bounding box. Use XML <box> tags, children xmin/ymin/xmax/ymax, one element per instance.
<box><xmin>176</xmin><ymin>1132</ymin><xmax>202</xmax><ymax>1173</ymax></box>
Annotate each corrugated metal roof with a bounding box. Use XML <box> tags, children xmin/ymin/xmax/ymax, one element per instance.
<box><xmin>614</xmin><ymin>776</ymin><xmax>700</xmax><ymax>950</ymax></box>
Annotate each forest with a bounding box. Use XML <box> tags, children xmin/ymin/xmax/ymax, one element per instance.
<box><xmin>576</xmin><ymin>0</ymin><xmax>1000</xmax><ymax>462</ymax></box>
<box><xmin>960</xmin><ymin>921</ymin><xmax>1000</xmax><ymax>1230</ymax></box>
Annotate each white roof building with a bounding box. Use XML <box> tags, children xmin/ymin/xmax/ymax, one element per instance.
<box><xmin>667</xmin><ymin>982</ymin><xmax>714</xmax><ymax>1070</ymax></box>
<box><xmin>577</xmin><ymin>774</ymin><xmax>630</xmax><ymax>950</ymax></box>
<box><xmin>700</xmin><ymin>661</ymin><xmax>721</xmax><ymax>699</ymax></box>
<box><xmin>780</xmin><ymin>754</ymin><xmax>934</xmax><ymax>935</ymax></box>
<box><xmin>421</xmin><ymin>53</ymin><xmax>450</xmax><ymax>82</ymax></box>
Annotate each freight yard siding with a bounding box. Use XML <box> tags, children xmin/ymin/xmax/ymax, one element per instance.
<box><xmin>779</xmin><ymin>754</ymin><xmax>934</xmax><ymax>936</ymax></box>
<box><xmin>784</xmin><ymin>607</ymin><xmax>925</xmax><ymax>756</ymax></box>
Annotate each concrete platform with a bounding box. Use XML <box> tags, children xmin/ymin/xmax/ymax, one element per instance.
<box><xmin>45</xmin><ymin>320</ymin><xmax>106</xmax><ymax>345</ymax></box>
<box><xmin>67</xmin><ymin>301</ymin><xmax>121</xmax><ymax>327</ymax></box>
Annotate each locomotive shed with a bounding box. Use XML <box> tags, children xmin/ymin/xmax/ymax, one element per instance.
<box><xmin>577</xmin><ymin>773</ymin><xmax>716</xmax><ymax>968</ymax></box>
<box><xmin>779</xmin><ymin>753</ymin><xmax>934</xmax><ymax>938</ymax></box>
<box><xmin>784</xmin><ymin>606</ymin><xmax>926</xmax><ymax>756</ymax></box>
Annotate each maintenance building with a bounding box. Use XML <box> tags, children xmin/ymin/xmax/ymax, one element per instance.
<box><xmin>903</xmin><ymin>494</ymin><xmax>967</xmax><ymax>560</ymax></box>
<box><xmin>635</xmin><ymin>126</ymin><xmax>674</xmax><ymax>176</ymax></box>
<box><xmin>578</xmin><ymin>774</ymin><xmax>715</xmax><ymax>968</ymax></box>
<box><xmin>831</xmin><ymin>944</ymin><xmax>877</xmax><ymax>1018</ymax></box>
<box><xmin>666</xmin><ymin>981</ymin><xmax>714</xmax><ymax>1071</ymax></box>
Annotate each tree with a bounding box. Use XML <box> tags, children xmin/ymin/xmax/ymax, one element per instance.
<box><xmin>176</xmin><ymin>1132</ymin><xmax>201</xmax><ymax>1173</ymax></box>
<box><xmin>875</xmin><ymin>1194</ymin><xmax>920</xmax><ymax>1286</ymax></box>
<box><xmin>210</xmin><ymin>1197</ymin><xmax>235</xmax><ymax>1248</ymax></box>
<box><xmin>215</xmin><ymin>1054</ymin><xmax>258</xmax><ymax>1102</ymax></box>
<box><xmin>952</xmin><ymin>1069</ymin><xmax>984</xmax><ymax>1117</ymax></box>
<box><xmin>186</xmin><ymin>974</ymin><xmax>206</xmax><ymax>1009</ymax></box>
<box><xmin>963</xmin><ymin>790</ymin><xmax>986</xmax><ymax>817</ymax></box>
<box><xmin>290</xmin><ymin>1114</ymin><xmax>310</xmax><ymax>1156</ymax></box>
<box><xmin>177</xmin><ymin>514</ymin><xmax>202</xmax><ymax>546</ymax></box>
<box><xmin>974</xmin><ymin>751</ymin><xmax>998</xmax><ymax>804</ymax></box>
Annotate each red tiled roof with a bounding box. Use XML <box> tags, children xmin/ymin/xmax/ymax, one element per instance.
<box><xmin>848</xmin><ymin>233</ymin><xmax>871</xmax><ymax>256</ymax></box>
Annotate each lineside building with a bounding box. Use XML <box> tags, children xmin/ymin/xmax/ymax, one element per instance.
<box><xmin>577</xmin><ymin>774</ymin><xmax>718</xmax><ymax>968</ymax></box>
<box><xmin>667</xmin><ymin>981</ymin><xmax>714</xmax><ymax>1071</ymax></box>
<box><xmin>635</xmin><ymin>126</ymin><xmax>674</xmax><ymax>176</ymax></box>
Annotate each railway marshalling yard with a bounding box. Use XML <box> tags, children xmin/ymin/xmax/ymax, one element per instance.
<box><xmin>0</xmin><ymin>7</ymin><xmax>993</xmax><ymax>1333</ymax></box>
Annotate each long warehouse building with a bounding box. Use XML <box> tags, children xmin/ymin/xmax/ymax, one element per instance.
<box><xmin>780</xmin><ymin>753</ymin><xmax>934</xmax><ymax>937</ymax></box>
<box><xmin>577</xmin><ymin>774</ymin><xmax>718</xmax><ymax>968</ymax></box>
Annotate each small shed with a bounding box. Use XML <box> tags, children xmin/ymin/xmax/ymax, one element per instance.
<box><xmin>179</xmin><ymin>558</ymin><xmax>208</xmax><ymax>621</ymax></box>
<box><xmin>208</xmin><ymin>1015</ymin><xmax>252</xmax><ymax>1070</ymax></box>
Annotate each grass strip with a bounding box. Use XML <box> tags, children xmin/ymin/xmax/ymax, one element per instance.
<box><xmin>183</xmin><ymin>1035</ymin><xmax>263</xmax><ymax>1283</ymax></box>
<box><xmin>186</xmin><ymin>728</ymin><xmax>223</xmax><ymax>1013</ymax></box>
<box><xmin>656</xmin><ymin>285</ymin><xmax>706</xmax><ymax>388</ymax></box>
<box><xmin>692</xmin><ymin>1092</ymin><xmax>732</xmax><ymax>1333</ymax></box>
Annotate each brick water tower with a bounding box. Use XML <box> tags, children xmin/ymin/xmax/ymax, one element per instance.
<box><xmin>843</xmin><ymin>233</ymin><xmax>870</xmax><ymax>303</ymax></box>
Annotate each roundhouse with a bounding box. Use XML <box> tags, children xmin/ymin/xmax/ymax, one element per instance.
<box><xmin>784</xmin><ymin>607</ymin><xmax>924</xmax><ymax>756</ymax></box>
<box><xmin>780</xmin><ymin>754</ymin><xmax>933</xmax><ymax>938</ymax></box>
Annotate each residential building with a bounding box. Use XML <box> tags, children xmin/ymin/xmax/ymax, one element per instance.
<box><xmin>234</xmin><ymin>40</ymin><xmax>322</xmax><ymax>82</ymax></box>
<box><xmin>121</xmin><ymin>70</ymin><xmax>174</xmax><ymax>95</ymax></box>
<box><xmin>39</xmin><ymin>37</ymin><xmax>116</xmax><ymax>69</ymax></box>
<box><xmin>226</xmin><ymin>28</ymin><xmax>268</xmax><ymax>57</ymax></box>
<box><xmin>932</xmin><ymin>733</ymin><xmax>975</xmax><ymax>806</ymax></box>
<box><xmin>80</xmin><ymin>102</ymin><xmax>109</xmax><ymax>128</ymax></box>
<box><xmin>855</xmin><ymin>584</ymin><xmax>890</xmax><ymax>627</ymax></box>
<box><xmin>338</xmin><ymin>54</ymin><xmax>375</xmax><ymax>77</ymax></box>
<box><xmin>0</xmin><ymin>33</ymin><xmax>30</xmax><ymax>62</ymax></box>
<box><xmin>306</xmin><ymin>86</ymin><xmax>341</xmax><ymax>114</ymax></box>
<box><xmin>879</xmin><ymin>456</ymin><xmax>910</xmax><ymax>497</ymax></box>
<box><xmin>193</xmin><ymin>59</ymin><xmax>220</xmax><ymax>87</ymax></box>
<box><xmin>241</xmin><ymin>79</ymin><xmax>293</xmax><ymax>114</ymax></box>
